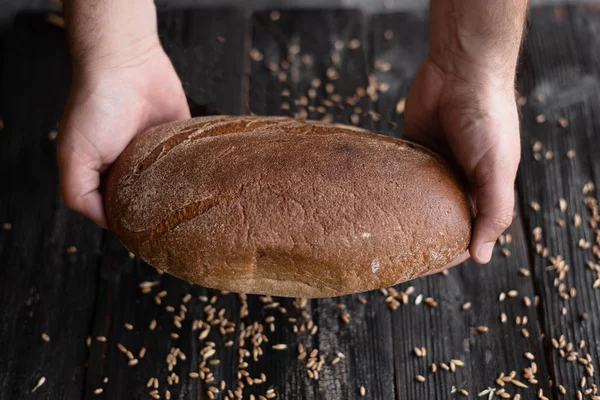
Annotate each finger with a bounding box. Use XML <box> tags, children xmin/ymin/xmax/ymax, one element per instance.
<box><xmin>57</xmin><ymin>135</ymin><xmax>109</xmax><ymax>229</ymax></box>
<box><xmin>422</xmin><ymin>251</ymin><xmax>470</xmax><ymax>276</ymax></box>
<box><xmin>445</xmin><ymin>100</ymin><xmax>520</xmax><ymax>264</ymax></box>
<box><xmin>469</xmin><ymin>163</ymin><xmax>516</xmax><ymax>264</ymax></box>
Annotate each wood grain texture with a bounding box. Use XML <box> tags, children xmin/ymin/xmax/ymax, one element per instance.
<box><xmin>0</xmin><ymin>15</ymin><xmax>103</xmax><ymax>400</ymax></box>
<box><xmin>3</xmin><ymin>5</ymin><xmax>600</xmax><ymax>400</ymax></box>
<box><xmin>158</xmin><ymin>8</ymin><xmax>251</xmax><ymax>115</ymax></box>
<box><xmin>84</xmin><ymin>236</ymin><xmax>229</xmax><ymax>400</ymax></box>
<box><xmin>385</xmin><ymin>204</ymin><xmax>552</xmax><ymax>399</ymax></box>
<box><xmin>249</xmin><ymin>10</ymin><xmax>375</xmax><ymax>130</ymax></box>
<box><xmin>517</xmin><ymin>6</ymin><xmax>600</xmax><ymax>398</ymax></box>
<box><xmin>369</xmin><ymin>11</ymin><xmax>429</xmax><ymax>137</ymax></box>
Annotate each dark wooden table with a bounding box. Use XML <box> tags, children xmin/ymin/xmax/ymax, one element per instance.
<box><xmin>1</xmin><ymin>5</ymin><xmax>600</xmax><ymax>400</ymax></box>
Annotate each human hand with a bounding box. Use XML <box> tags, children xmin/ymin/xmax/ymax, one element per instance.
<box><xmin>403</xmin><ymin>57</ymin><xmax>520</xmax><ymax>265</ymax></box>
<box><xmin>57</xmin><ymin>38</ymin><xmax>190</xmax><ymax>228</ymax></box>
<box><xmin>401</xmin><ymin>0</ymin><xmax>526</xmax><ymax>265</ymax></box>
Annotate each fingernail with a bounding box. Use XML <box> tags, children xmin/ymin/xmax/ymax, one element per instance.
<box><xmin>477</xmin><ymin>242</ymin><xmax>495</xmax><ymax>263</ymax></box>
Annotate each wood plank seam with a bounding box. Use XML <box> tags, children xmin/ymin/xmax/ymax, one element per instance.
<box><xmin>80</xmin><ymin>230</ymin><xmax>109</xmax><ymax>400</ymax></box>
<box><xmin>513</xmin><ymin>183</ymin><xmax>560</xmax><ymax>398</ymax></box>
<box><xmin>241</xmin><ymin>7</ymin><xmax>253</xmax><ymax>116</ymax></box>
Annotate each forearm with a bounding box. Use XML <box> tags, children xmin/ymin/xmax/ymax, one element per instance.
<box><xmin>429</xmin><ymin>0</ymin><xmax>528</xmax><ymax>87</ymax></box>
<box><xmin>63</xmin><ymin>0</ymin><xmax>158</xmax><ymax>68</ymax></box>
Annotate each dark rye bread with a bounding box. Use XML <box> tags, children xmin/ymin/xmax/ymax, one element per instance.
<box><xmin>105</xmin><ymin>116</ymin><xmax>472</xmax><ymax>298</ymax></box>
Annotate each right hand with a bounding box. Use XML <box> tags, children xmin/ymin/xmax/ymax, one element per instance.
<box><xmin>403</xmin><ymin>57</ymin><xmax>520</xmax><ymax>265</ymax></box>
<box><xmin>57</xmin><ymin>37</ymin><xmax>190</xmax><ymax>228</ymax></box>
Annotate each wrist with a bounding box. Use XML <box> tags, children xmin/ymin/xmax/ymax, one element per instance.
<box><xmin>65</xmin><ymin>0</ymin><xmax>159</xmax><ymax>71</ymax></box>
<box><xmin>71</xmin><ymin>35</ymin><xmax>163</xmax><ymax>77</ymax></box>
<box><xmin>428</xmin><ymin>0</ymin><xmax>526</xmax><ymax>91</ymax></box>
<box><xmin>428</xmin><ymin>50</ymin><xmax>518</xmax><ymax>93</ymax></box>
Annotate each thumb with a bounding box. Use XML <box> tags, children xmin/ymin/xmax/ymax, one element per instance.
<box><xmin>57</xmin><ymin>136</ymin><xmax>108</xmax><ymax>229</ymax></box>
<box><xmin>468</xmin><ymin>154</ymin><xmax>516</xmax><ymax>264</ymax></box>
<box><xmin>57</xmin><ymin>101</ymin><xmax>109</xmax><ymax>229</ymax></box>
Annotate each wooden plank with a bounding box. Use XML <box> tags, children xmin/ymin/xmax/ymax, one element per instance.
<box><xmin>83</xmin><ymin>237</ymin><xmax>222</xmax><ymax>399</ymax></box>
<box><xmin>0</xmin><ymin>14</ymin><xmax>103</xmax><ymax>400</ymax></box>
<box><xmin>517</xmin><ymin>5</ymin><xmax>600</xmax><ymax>398</ymax></box>
<box><xmin>158</xmin><ymin>8</ymin><xmax>251</xmax><ymax>115</ymax></box>
<box><xmin>384</xmin><ymin>205</ymin><xmax>552</xmax><ymax>399</ymax></box>
<box><xmin>83</xmin><ymin>9</ymin><xmax>253</xmax><ymax>400</ymax></box>
<box><xmin>369</xmin><ymin>11</ymin><xmax>428</xmax><ymax>137</ymax></box>
<box><xmin>249</xmin><ymin>9</ymin><xmax>396</xmax><ymax>400</ymax></box>
<box><xmin>249</xmin><ymin>10</ymin><xmax>376</xmax><ymax>131</ymax></box>
<box><xmin>369</xmin><ymin>12</ymin><xmax>552</xmax><ymax>399</ymax></box>
<box><xmin>84</xmin><ymin>240</ymin><xmax>321</xmax><ymax>400</ymax></box>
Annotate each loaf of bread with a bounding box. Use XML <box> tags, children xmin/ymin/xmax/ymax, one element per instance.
<box><xmin>106</xmin><ymin>116</ymin><xmax>472</xmax><ymax>298</ymax></box>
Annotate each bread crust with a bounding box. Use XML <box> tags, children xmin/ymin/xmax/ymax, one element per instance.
<box><xmin>106</xmin><ymin>116</ymin><xmax>472</xmax><ymax>298</ymax></box>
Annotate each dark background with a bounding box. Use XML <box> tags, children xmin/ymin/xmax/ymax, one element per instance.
<box><xmin>0</xmin><ymin>0</ymin><xmax>594</xmax><ymax>33</ymax></box>
<box><xmin>2</xmin><ymin>2</ymin><xmax>600</xmax><ymax>400</ymax></box>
